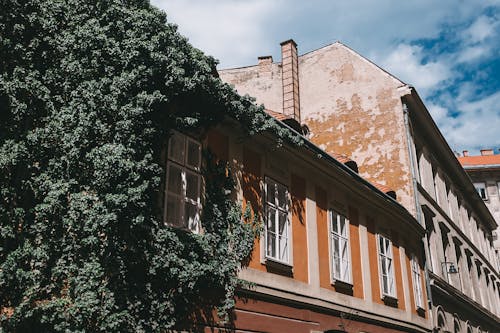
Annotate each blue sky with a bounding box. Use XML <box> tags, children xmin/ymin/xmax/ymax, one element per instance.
<box><xmin>151</xmin><ymin>0</ymin><xmax>500</xmax><ymax>155</ymax></box>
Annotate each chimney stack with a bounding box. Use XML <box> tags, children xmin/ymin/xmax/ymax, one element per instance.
<box><xmin>463</xmin><ymin>150</ymin><xmax>469</xmax><ymax>157</ymax></box>
<box><xmin>258</xmin><ymin>55</ymin><xmax>273</xmax><ymax>66</ymax></box>
<box><xmin>480</xmin><ymin>148</ymin><xmax>494</xmax><ymax>156</ymax></box>
<box><xmin>280</xmin><ymin>39</ymin><xmax>300</xmax><ymax>122</ymax></box>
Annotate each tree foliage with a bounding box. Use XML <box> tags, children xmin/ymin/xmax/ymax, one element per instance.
<box><xmin>0</xmin><ymin>0</ymin><xmax>303</xmax><ymax>331</ymax></box>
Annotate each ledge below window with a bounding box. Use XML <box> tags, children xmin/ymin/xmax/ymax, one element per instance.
<box><xmin>264</xmin><ymin>258</ymin><xmax>293</xmax><ymax>277</ymax></box>
<box><xmin>332</xmin><ymin>279</ymin><xmax>354</xmax><ymax>295</ymax></box>
<box><xmin>382</xmin><ymin>294</ymin><xmax>398</xmax><ymax>307</ymax></box>
<box><xmin>416</xmin><ymin>306</ymin><xmax>426</xmax><ymax>317</ymax></box>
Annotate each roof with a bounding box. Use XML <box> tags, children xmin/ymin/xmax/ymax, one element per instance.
<box><xmin>264</xmin><ymin>109</ymin><xmax>357</xmax><ymax>167</ymax></box>
<box><xmin>458</xmin><ymin>154</ymin><xmax>500</xmax><ymax>169</ymax></box>
<box><xmin>328</xmin><ymin>152</ymin><xmax>354</xmax><ymax>165</ymax></box>
<box><xmin>264</xmin><ymin>109</ymin><xmax>290</xmax><ymax>121</ymax></box>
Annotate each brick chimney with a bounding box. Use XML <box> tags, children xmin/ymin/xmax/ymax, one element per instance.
<box><xmin>480</xmin><ymin>148</ymin><xmax>494</xmax><ymax>156</ymax></box>
<box><xmin>463</xmin><ymin>150</ymin><xmax>469</xmax><ymax>157</ymax></box>
<box><xmin>258</xmin><ymin>55</ymin><xmax>273</xmax><ymax>66</ymax></box>
<box><xmin>280</xmin><ymin>39</ymin><xmax>300</xmax><ymax>122</ymax></box>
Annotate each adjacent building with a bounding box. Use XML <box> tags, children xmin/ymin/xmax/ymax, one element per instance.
<box><xmin>219</xmin><ymin>39</ymin><xmax>500</xmax><ymax>333</ymax></box>
<box><xmin>458</xmin><ymin>149</ymin><xmax>500</xmax><ymax>270</ymax></box>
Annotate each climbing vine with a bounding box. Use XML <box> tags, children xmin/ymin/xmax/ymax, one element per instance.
<box><xmin>0</xmin><ymin>0</ymin><xmax>302</xmax><ymax>332</ymax></box>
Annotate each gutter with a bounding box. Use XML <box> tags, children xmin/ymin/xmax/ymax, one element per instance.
<box><xmin>462</xmin><ymin>164</ymin><xmax>500</xmax><ymax>170</ymax></box>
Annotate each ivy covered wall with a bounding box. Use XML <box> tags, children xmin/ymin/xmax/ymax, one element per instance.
<box><xmin>0</xmin><ymin>0</ymin><xmax>302</xmax><ymax>331</ymax></box>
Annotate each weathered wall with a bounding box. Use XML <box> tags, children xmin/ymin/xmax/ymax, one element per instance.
<box><xmin>298</xmin><ymin>43</ymin><xmax>414</xmax><ymax>216</ymax></box>
<box><xmin>219</xmin><ymin>62</ymin><xmax>283</xmax><ymax>113</ymax></box>
<box><xmin>219</xmin><ymin>43</ymin><xmax>416</xmax><ymax>217</ymax></box>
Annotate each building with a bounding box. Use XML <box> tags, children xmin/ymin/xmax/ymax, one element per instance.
<box><xmin>192</xmin><ymin>114</ymin><xmax>432</xmax><ymax>332</ymax></box>
<box><xmin>219</xmin><ymin>40</ymin><xmax>500</xmax><ymax>333</ymax></box>
<box><xmin>458</xmin><ymin>149</ymin><xmax>500</xmax><ymax>270</ymax></box>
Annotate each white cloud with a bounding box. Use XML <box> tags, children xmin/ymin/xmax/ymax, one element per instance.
<box><xmin>431</xmin><ymin>90</ymin><xmax>500</xmax><ymax>152</ymax></box>
<box><xmin>457</xmin><ymin>45</ymin><xmax>490</xmax><ymax>63</ymax></box>
<box><xmin>378</xmin><ymin>44</ymin><xmax>452</xmax><ymax>96</ymax></box>
<box><xmin>463</xmin><ymin>15</ymin><xmax>497</xmax><ymax>43</ymax></box>
<box><xmin>151</xmin><ymin>0</ymin><xmax>282</xmax><ymax>67</ymax></box>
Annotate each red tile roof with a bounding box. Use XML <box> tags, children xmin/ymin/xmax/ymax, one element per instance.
<box><xmin>458</xmin><ymin>154</ymin><xmax>500</xmax><ymax>167</ymax></box>
<box><xmin>328</xmin><ymin>152</ymin><xmax>353</xmax><ymax>165</ymax></box>
<box><xmin>264</xmin><ymin>109</ymin><xmax>290</xmax><ymax>121</ymax></box>
<box><xmin>372</xmin><ymin>182</ymin><xmax>394</xmax><ymax>194</ymax></box>
<box><xmin>371</xmin><ymin>181</ymin><xmax>397</xmax><ymax>199</ymax></box>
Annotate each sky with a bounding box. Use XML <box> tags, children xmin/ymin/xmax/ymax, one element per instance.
<box><xmin>151</xmin><ymin>0</ymin><xmax>500</xmax><ymax>155</ymax></box>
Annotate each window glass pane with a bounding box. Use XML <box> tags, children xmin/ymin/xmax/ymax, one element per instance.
<box><xmin>339</xmin><ymin>215</ymin><xmax>346</xmax><ymax>236</ymax></box>
<box><xmin>331</xmin><ymin>212</ymin><xmax>338</xmax><ymax>233</ymax></box>
<box><xmin>266</xmin><ymin>229</ymin><xmax>276</xmax><ymax>258</ymax></box>
<box><xmin>267</xmin><ymin>208</ymin><xmax>276</xmax><ymax>232</ymax></box>
<box><xmin>380</xmin><ymin>257</ymin><xmax>387</xmax><ymax>274</ymax></box>
<box><xmin>341</xmin><ymin>260</ymin><xmax>349</xmax><ymax>281</ymax></box>
<box><xmin>333</xmin><ymin>236</ymin><xmax>340</xmax><ymax>256</ymax></box>
<box><xmin>382</xmin><ymin>274</ymin><xmax>388</xmax><ymax>294</ymax></box>
<box><xmin>341</xmin><ymin>239</ymin><xmax>348</xmax><ymax>260</ymax></box>
<box><xmin>185</xmin><ymin>172</ymin><xmax>199</xmax><ymax>201</ymax></box>
<box><xmin>278</xmin><ymin>212</ymin><xmax>287</xmax><ymax>236</ymax></box>
<box><xmin>277</xmin><ymin>184</ymin><xmax>287</xmax><ymax>209</ymax></box>
<box><xmin>379</xmin><ymin>236</ymin><xmax>385</xmax><ymax>255</ymax></box>
<box><xmin>168</xmin><ymin>132</ymin><xmax>185</xmax><ymax>163</ymax></box>
<box><xmin>279</xmin><ymin>233</ymin><xmax>288</xmax><ymax>262</ymax></box>
<box><xmin>166</xmin><ymin>194</ymin><xmax>182</xmax><ymax>226</ymax></box>
<box><xmin>167</xmin><ymin>165</ymin><xmax>182</xmax><ymax>195</ymax></box>
<box><xmin>186</xmin><ymin>139</ymin><xmax>201</xmax><ymax>169</ymax></box>
<box><xmin>185</xmin><ymin>202</ymin><xmax>199</xmax><ymax>231</ymax></box>
<box><xmin>334</xmin><ymin>256</ymin><xmax>341</xmax><ymax>279</ymax></box>
<box><xmin>267</xmin><ymin>181</ymin><xmax>276</xmax><ymax>205</ymax></box>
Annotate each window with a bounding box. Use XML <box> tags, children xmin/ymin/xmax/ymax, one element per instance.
<box><xmin>411</xmin><ymin>255</ymin><xmax>424</xmax><ymax>309</ymax></box>
<box><xmin>378</xmin><ymin>234</ymin><xmax>396</xmax><ymax>297</ymax></box>
<box><xmin>474</xmin><ymin>182</ymin><xmax>487</xmax><ymax>200</ymax></box>
<box><xmin>330</xmin><ymin>210</ymin><xmax>351</xmax><ymax>283</ymax></box>
<box><xmin>165</xmin><ymin>131</ymin><xmax>202</xmax><ymax>232</ymax></box>
<box><xmin>264</xmin><ymin>177</ymin><xmax>290</xmax><ymax>264</ymax></box>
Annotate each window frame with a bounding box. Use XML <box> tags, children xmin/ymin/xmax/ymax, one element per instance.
<box><xmin>473</xmin><ymin>182</ymin><xmax>488</xmax><ymax>200</ymax></box>
<box><xmin>411</xmin><ymin>254</ymin><xmax>424</xmax><ymax>309</ymax></box>
<box><xmin>329</xmin><ymin>209</ymin><xmax>352</xmax><ymax>284</ymax></box>
<box><xmin>264</xmin><ymin>177</ymin><xmax>291</xmax><ymax>265</ymax></box>
<box><xmin>377</xmin><ymin>233</ymin><xmax>396</xmax><ymax>298</ymax></box>
<box><xmin>164</xmin><ymin>131</ymin><xmax>202</xmax><ymax>232</ymax></box>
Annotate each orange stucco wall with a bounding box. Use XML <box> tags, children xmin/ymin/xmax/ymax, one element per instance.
<box><xmin>316</xmin><ymin>186</ymin><xmax>331</xmax><ymax>290</ymax></box>
<box><xmin>367</xmin><ymin>218</ymin><xmax>383</xmax><ymax>304</ymax></box>
<box><xmin>291</xmin><ymin>174</ymin><xmax>308</xmax><ymax>283</ymax></box>
<box><xmin>242</xmin><ymin>147</ymin><xmax>265</xmax><ymax>272</ymax></box>
<box><xmin>349</xmin><ymin>206</ymin><xmax>364</xmax><ymax>299</ymax></box>
<box><xmin>391</xmin><ymin>231</ymin><xmax>406</xmax><ymax>310</ymax></box>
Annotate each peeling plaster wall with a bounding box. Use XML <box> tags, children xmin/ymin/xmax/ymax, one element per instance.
<box><xmin>219</xmin><ymin>43</ymin><xmax>416</xmax><ymax>216</ymax></box>
<box><xmin>219</xmin><ymin>63</ymin><xmax>283</xmax><ymax>113</ymax></box>
<box><xmin>298</xmin><ymin>43</ymin><xmax>414</xmax><ymax>216</ymax></box>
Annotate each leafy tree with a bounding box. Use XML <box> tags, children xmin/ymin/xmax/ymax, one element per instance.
<box><xmin>0</xmin><ymin>0</ymin><xmax>302</xmax><ymax>331</ymax></box>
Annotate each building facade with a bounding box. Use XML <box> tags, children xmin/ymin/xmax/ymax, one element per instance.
<box><xmin>219</xmin><ymin>40</ymin><xmax>500</xmax><ymax>332</ymax></box>
<box><xmin>198</xmin><ymin>117</ymin><xmax>432</xmax><ymax>332</ymax></box>
<box><xmin>458</xmin><ymin>149</ymin><xmax>500</xmax><ymax>269</ymax></box>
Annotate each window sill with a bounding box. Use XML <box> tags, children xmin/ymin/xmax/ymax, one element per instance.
<box><xmin>416</xmin><ymin>306</ymin><xmax>426</xmax><ymax>317</ymax></box>
<box><xmin>331</xmin><ymin>279</ymin><xmax>354</xmax><ymax>295</ymax></box>
<box><xmin>381</xmin><ymin>294</ymin><xmax>398</xmax><ymax>307</ymax></box>
<box><xmin>264</xmin><ymin>257</ymin><xmax>293</xmax><ymax>277</ymax></box>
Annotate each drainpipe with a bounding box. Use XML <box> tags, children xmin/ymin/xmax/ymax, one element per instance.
<box><xmin>403</xmin><ymin>101</ymin><xmax>435</xmax><ymax>316</ymax></box>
